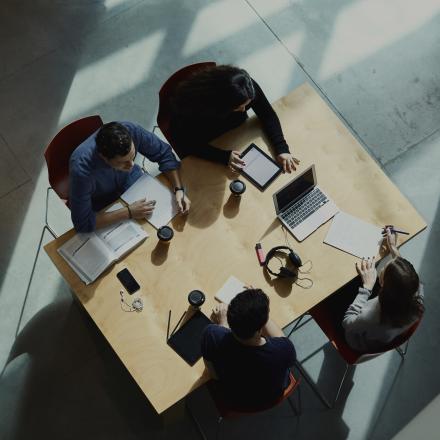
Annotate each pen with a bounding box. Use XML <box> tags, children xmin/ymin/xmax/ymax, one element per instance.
<box><xmin>255</xmin><ymin>243</ymin><xmax>266</xmax><ymax>266</ymax></box>
<box><xmin>383</xmin><ymin>225</ymin><xmax>410</xmax><ymax>235</ymax></box>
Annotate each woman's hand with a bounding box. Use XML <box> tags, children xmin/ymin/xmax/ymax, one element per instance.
<box><xmin>382</xmin><ymin>226</ymin><xmax>400</xmax><ymax>257</ymax></box>
<box><xmin>276</xmin><ymin>153</ymin><xmax>300</xmax><ymax>173</ymax></box>
<box><xmin>356</xmin><ymin>257</ymin><xmax>377</xmax><ymax>291</ymax></box>
<box><xmin>228</xmin><ymin>151</ymin><xmax>246</xmax><ymax>172</ymax></box>
<box><xmin>211</xmin><ymin>303</ymin><xmax>228</xmax><ymax>327</ymax></box>
<box><xmin>175</xmin><ymin>190</ymin><xmax>191</xmax><ymax>215</ymax></box>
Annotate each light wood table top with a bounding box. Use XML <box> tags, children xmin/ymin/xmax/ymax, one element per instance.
<box><xmin>45</xmin><ymin>82</ymin><xmax>426</xmax><ymax>414</ymax></box>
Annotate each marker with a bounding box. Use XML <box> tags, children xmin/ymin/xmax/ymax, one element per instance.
<box><xmin>383</xmin><ymin>225</ymin><xmax>410</xmax><ymax>235</ymax></box>
<box><xmin>255</xmin><ymin>243</ymin><xmax>265</xmax><ymax>266</ymax></box>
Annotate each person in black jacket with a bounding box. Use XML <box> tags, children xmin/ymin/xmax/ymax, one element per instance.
<box><xmin>170</xmin><ymin>65</ymin><xmax>300</xmax><ymax>173</ymax></box>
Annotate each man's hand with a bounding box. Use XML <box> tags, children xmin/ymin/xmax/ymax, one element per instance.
<box><xmin>129</xmin><ymin>198</ymin><xmax>156</xmax><ymax>218</ymax></box>
<box><xmin>211</xmin><ymin>303</ymin><xmax>228</xmax><ymax>327</ymax></box>
<box><xmin>355</xmin><ymin>257</ymin><xmax>377</xmax><ymax>291</ymax></box>
<box><xmin>276</xmin><ymin>153</ymin><xmax>300</xmax><ymax>173</ymax></box>
<box><xmin>228</xmin><ymin>151</ymin><xmax>246</xmax><ymax>172</ymax></box>
<box><xmin>175</xmin><ymin>190</ymin><xmax>191</xmax><ymax>215</ymax></box>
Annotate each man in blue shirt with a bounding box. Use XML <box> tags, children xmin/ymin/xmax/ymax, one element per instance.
<box><xmin>69</xmin><ymin>121</ymin><xmax>190</xmax><ymax>232</ymax></box>
<box><xmin>201</xmin><ymin>289</ymin><xmax>296</xmax><ymax>409</ymax></box>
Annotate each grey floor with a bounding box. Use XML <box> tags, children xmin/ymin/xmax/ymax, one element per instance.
<box><xmin>0</xmin><ymin>1</ymin><xmax>439</xmax><ymax>439</ymax></box>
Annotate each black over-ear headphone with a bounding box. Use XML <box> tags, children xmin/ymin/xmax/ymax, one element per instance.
<box><xmin>265</xmin><ymin>246</ymin><xmax>302</xmax><ymax>278</ymax></box>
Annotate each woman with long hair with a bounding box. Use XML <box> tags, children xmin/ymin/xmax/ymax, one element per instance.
<box><xmin>342</xmin><ymin>227</ymin><xmax>424</xmax><ymax>352</ymax></box>
<box><xmin>170</xmin><ymin>64</ymin><xmax>299</xmax><ymax>173</ymax></box>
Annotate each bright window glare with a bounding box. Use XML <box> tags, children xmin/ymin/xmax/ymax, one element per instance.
<box><xmin>59</xmin><ymin>30</ymin><xmax>165</xmax><ymax>125</ymax></box>
<box><xmin>182</xmin><ymin>0</ymin><xmax>261</xmax><ymax>57</ymax></box>
<box><xmin>319</xmin><ymin>0</ymin><xmax>440</xmax><ymax>79</ymax></box>
<box><xmin>239</xmin><ymin>34</ymin><xmax>303</xmax><ymax>100</ymax></box>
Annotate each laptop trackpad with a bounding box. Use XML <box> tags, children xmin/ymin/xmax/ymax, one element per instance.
<box><xmin>293</xmin><ymin>202</ymin><xmax>339</xmax><ymax>241</ymax></box>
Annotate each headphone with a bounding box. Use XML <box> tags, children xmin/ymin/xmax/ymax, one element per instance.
<box><xmin>265</xmin><ymin>246</ymin><xmax>302</xmax><ymax>278</ymax></box>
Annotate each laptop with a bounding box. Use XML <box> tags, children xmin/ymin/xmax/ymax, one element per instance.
<box><xmin>273</xmin><ymin>165</ymin><xmax>339</xmax><ymax>241</ymax></box>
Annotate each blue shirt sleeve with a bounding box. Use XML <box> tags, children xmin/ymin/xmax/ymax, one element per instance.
<box><xmin>268</xmin><ymin>337</ymin><xmax>297</xmax><ymax>367</ymax></box>
<box><xmin>122</xmin><ymin>121</ymin><xmax>180</xmax><ymax>172</ymax></box>
<box><xmin>69</xmin><ymin>164</ymin><xmax>97</xmax><ymax>233</ymax></box>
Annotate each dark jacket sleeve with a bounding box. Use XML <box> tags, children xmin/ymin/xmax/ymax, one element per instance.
<box><xmin>250</xmin><ymin>80</ymin><xmax>290</xmax><ymax>155</ymax></box>
<box><xmin>170</xmin><ymin>116</ymin><xmax>231</xmax><ymax>165</ymax></box>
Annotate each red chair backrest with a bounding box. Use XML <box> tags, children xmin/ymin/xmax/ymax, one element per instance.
<box><xmin>310</xmin><ymin>302</ymin><xmax>422</xmax><ymax>365</ymax></box>
<box><xmin>44</xmin><ymin>115</ymin><xmax>103</xmax><ymax>203</ymax></box>
<box><xmin>157</xmin><ymin>62</ymin><xmax>216</xmax><ymax>158</ymax></box>
<box><xmin>207</xmin><ymin>371</ymin><xmax>300</xmax><ymax>417</ymax></box>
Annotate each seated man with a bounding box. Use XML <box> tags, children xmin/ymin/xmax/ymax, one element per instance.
<box><xmin>201</xmin><ymin>289</ymin><xmax>296</xmax><ymax>409</ymax></box>
<box><xmin>69</xmin><ymin>121</ymin><xmax>190</xmax><ymax>232</ymax></box>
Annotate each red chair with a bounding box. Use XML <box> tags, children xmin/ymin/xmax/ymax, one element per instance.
<box><xmin>187</xmin><ymin>372</ymin><xmax>301</xmax><ymax>440</ymax></box>
<box><xmin>16</xmin><ymin>115</ymin><xmax>103</xmax><ymax>337</ymax></box>
<box><xmin>292</xmin><ymin>300</ymin><xmax>421</xmax><ymax>408</ymax></box>
<box><xmin>154</xmin><ymin>62</ymin><xmax>216</xmax><ymax>159</ymax></box>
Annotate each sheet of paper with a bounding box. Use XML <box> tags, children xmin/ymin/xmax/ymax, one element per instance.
<box><xmin>242</xmin><ymin>147</ymin><xmax>280</xmax><ymax>187</ymax></box>
<box><xmin>324</xmin><ymin>211</ymin><xmax>383</xmax><ymax>258</ymax></box>
<box><xmin>215</xmin><ymin>276</ymin><xmax>247</xmax><ymax>304</ymax></box>
<box><xmin>120</xmin><ymin>174</ymin><xmax>178</xmax><ymax>229</ymax></box>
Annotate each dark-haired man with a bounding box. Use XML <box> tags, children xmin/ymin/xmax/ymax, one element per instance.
<box><xmin>69</xmin><ymin>121</ymin><xmax>190</xmax><ymax>232</ymax></box>
<box><xmin>201</xmin><ymin>289</ymin><xmax>296</xmax><ymax>409</ymax></box>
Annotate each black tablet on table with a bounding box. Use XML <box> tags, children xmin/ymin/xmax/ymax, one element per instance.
<box><xmin>239</xmin><ymin>143</ymin><xmax>282</xmax><ymax>191</ymax></box>
<box><xmin>167</xmin><ymin>310</ymin><xmax>212</xmax><ymax>366</ymax></box>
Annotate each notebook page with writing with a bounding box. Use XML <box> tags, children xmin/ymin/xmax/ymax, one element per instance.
<box><xmin>120</xmin><ymin>174</ymin><xmax>178</xmax><ymax>229</ymax></box>
<box><xmin>324</xmin><ymin>211</ymin><xmax>383</xmax><ymax>258</ymax></box>
<box><xmin>58</xmin><ymin>234</ymin><xmax>113</xmax><ymax>284</ymax></box>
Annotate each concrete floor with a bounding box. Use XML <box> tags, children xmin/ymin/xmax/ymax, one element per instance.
<box><xmin>0</xmin><ymin>0</ymin><xmax>439</xmax><ymax>439</ymax></box>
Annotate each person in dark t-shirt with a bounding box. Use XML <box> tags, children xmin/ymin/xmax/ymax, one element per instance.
<box><xmin>201</xmin><ymin>288</ymin><xmax>296</xmax><ymax>409</ymax></box>
<box><xmin>170</xmin><ymin>65</ymin><xmax>300</xmax><ymax>173</ymax></box>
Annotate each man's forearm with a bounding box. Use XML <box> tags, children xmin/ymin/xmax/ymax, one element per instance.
<box><xmin>95</xmin><ymin>207</ymin><xmax>130</xmax><ymax>230</ymax></box>
<box><xmin>262</xmin><ymin>318</ymin><xmax>285</xmax><ymax>338</ymax></box>
<box><xmin>163</xmin><ymin>169</ymin><xmax>183</xmax><ymax>189</ymax></box>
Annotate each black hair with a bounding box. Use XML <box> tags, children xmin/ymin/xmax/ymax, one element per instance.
<box><xmin>172</xmin><ymin>65</ymin><xmax>255</xmax><ymax>117</ymax></box>
<box><xmin>379</xmin><ymin>257</ymin><xmax>424</xmax><ymax>327</ymax></box>
<box><xmin>96</xmin><ymin>122</ymin><xmax>132</xmax><ymax>159</ymax></box>
<box><xmin>227</xmin><ymin>289</ymin><xmax>269</xmax><ymax>339</ymax></box>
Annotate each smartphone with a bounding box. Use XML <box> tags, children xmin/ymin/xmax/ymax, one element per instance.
<box><xmin>117</xmin><ymin>268</ymin><xmax>140</xmax><ymax>294</ymax></box>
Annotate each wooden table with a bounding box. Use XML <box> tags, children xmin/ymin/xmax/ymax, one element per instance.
<box><xmin>45</xmin><ymin>83</ymin><xmax>426</xmax><ymax>414</ymax></box>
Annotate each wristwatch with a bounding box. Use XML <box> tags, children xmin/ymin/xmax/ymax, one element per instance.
<box><xmin>174</xmin><ymin>186</ymin><xmax>185</xmax><ymax>194</ymax></box>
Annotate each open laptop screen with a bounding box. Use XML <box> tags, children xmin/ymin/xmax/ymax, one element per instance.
<box><xmin>275</xmin><ymin>166</ymin><xmax>315</xmax><ymax>211</ymax></box>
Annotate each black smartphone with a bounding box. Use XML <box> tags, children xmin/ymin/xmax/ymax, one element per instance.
<box><xmin>116</xmin><ymin>268</ymin><xmax>140</xmax><ymax>294</ymax></box>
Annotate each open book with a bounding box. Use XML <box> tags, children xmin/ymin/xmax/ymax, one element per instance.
<box><xmin>58</xmin><ymin>218</ymin><xmax>148</xmax><ymax>285</ymax></box>
<box><xmin>215</xmin><ymin>276</ymin><xmax>247</xmax><ymax>304</ymax></box>
<box><xmin>120</xmin><ymin>173</ymin><xmax>178</xmax><ymax>229</ymax></box>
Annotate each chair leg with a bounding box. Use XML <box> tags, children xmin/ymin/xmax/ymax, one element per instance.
<box><xmin>334</xmin><ymin>364</ymin><xmax>351</xmax><ymax>405</ymax></box>
<box><xmin>286</xmin><ymin>313</ymin><xmax>312</xmax><ymax>339</ymax></box>
<box><xmin>185</xmin><ymin>399</ymin><xmax>208</xmax><ymax>440</ymax></box>
<box><xmin>294</xmin><ymin>360</ymin><xmax>331</xmax><ymax>409</ymax></box>
<box><xmin>15</xmin><ymin>225</ymin><xmax>57</xmax><ymax>338</ymax></box>
<box><xmin>44</xmin><ymin>187</ymin><xmax>58</xmax><ymax>238</ymax></box>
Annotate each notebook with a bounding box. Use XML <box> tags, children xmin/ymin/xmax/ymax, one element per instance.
<box><xmin>120</xmin><ymin>173</ymin><xmax>178</xmax><ymax>229</ymax></box>
<box><xmin>58</xmin><ymin>215</ymin><xmax>148</xmax><ymax>284</ymax></box>
<box><xmin>214</xmin><ymin>276</ymin><xmax>247</xmax><ymax>304</ymax></box>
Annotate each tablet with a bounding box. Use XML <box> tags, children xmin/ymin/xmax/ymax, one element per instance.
<box><xmin>240</xmin><ymin>143</ymin><xmax>282</xmax><ymax>191</ymax></box>
<box><xmin>167</xmin><ymin>311</ymin><xmax>212</xmax><ymax>366</ymax></box>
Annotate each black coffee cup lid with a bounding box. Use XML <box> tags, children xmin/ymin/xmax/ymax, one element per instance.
<box><xmin>188</xmin><ymin>290</ymin><xmax>205</xmax><ymax>307</ymax></box>
<box><xmin>230</xmin><ymin>180</ymin><xmax>246</xmax><ymax>194</ymax></box>
<box><xmin>157</xmin><ymin>226</ymin><xmax>174</xmax><ymax>241</ymax></box>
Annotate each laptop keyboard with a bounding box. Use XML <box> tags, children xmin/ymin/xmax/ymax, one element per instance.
<box><xmin>280</xmin><ymin>187</ymin><xmax>329</xmax><ymax>229</ymax></box>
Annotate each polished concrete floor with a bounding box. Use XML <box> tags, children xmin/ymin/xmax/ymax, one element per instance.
<box><xmin>0</xmin><ymin>1</ymin><xmax>439</xmax><ymax>439</ymax></box>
